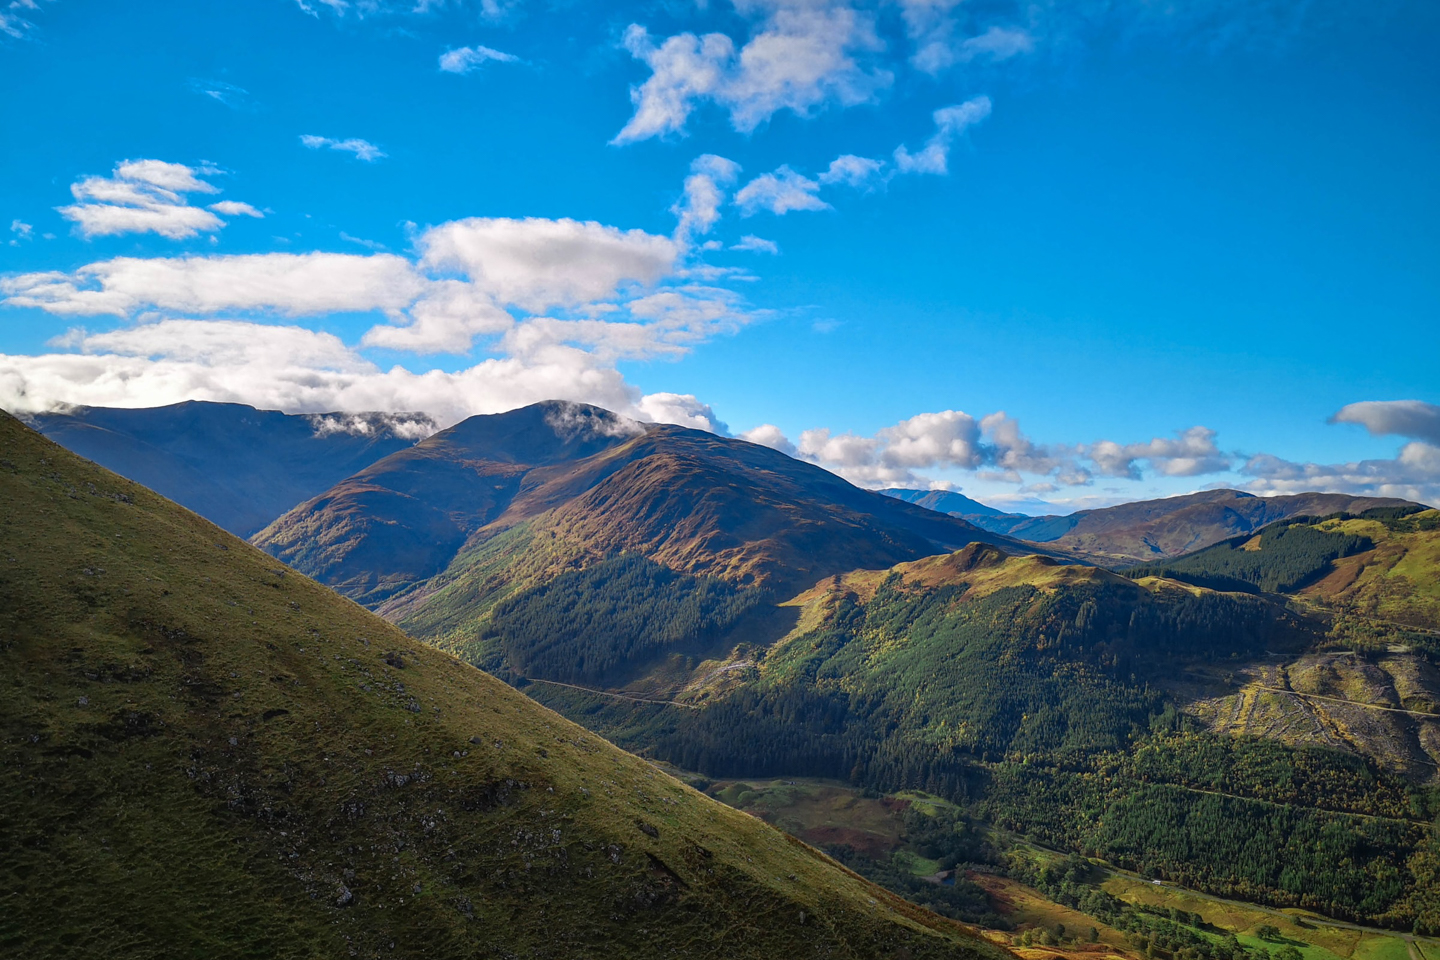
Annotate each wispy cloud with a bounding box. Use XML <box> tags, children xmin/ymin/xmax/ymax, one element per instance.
<box><xmin>187</xmin><ymin>79</ymin><xmax>256</xmax><ymax>111</ymax></box>
<box><xmin>56</xmin><ymin>159</ymin><xmax>260</xmax><ymax>240</ymax></box>
<box><xmin>299</xmin><ymin>135</ymin><xmax>386</xmax><ymax>162</ymax></box>
<box><xmin>893</xmin><ymin>97</ymin><xmax>993</xmax><ymax>175</ymax></box>
<box><xmin>438</xmin><ymin>44</ymin><xmax>519</xmax><ymax>74</ymax></box>
<box><xmin>731</xmin><ymin>235</ymin><xmax>779</xmax><ymax>254</ymax></box>
<box><xmin>9</xmin><ymin>219</ymin><xmax>32</xmax><ymax>247</ymax></box>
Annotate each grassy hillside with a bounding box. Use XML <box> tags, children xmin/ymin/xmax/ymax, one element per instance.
<box><xmin>514</xmin><ymin>545</ymin><xmax>1440</xmax><ymax>931</ymax></box>
<box><xmin>28</xmin><ymin>400</ymin><xmax>425</xmax><ymax>537</ymax></box>
<box><xmin>0</xmin><ymin>410</ymin><xmax>1008</xmax><ymax>960</ymax></box>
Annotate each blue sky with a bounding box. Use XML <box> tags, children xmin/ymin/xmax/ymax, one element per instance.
<box><xmin>1</xmin><ymin>0</ymin><xmax>1437</xmax><ymax>511</ymax></box>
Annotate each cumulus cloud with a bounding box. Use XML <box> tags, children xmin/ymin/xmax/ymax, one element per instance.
<box><xmin>636</xmin><ymin>392</ymin><xmax>729</xmax><ymax>433</ymax></box>
<box><xmin>0</xmin><ymin>199</ymin><xmax>766</xmax><ymax>433</ymax></box>
<box><xmin>56</xmin><ymin>159</ymin><xmax>259</xmax><ymax>241</ymax></box>
<box><xmin>672</xmin><ymin>154</ymin><xmax>742</xmax><ymax>247</ymax></box>
<box><xmin>1242</xmin><ymin>445</ymin><xmax>1440</xmax><ymax>506</ymax></box>
<box><xmin>734</xmin><ymin>166</ymin><xmax>830</xmax><ymax>216</ymax></box>
<box><xmin>741</xmin><ymin>423</ymin><xmax>796</xmax><ymax>455</ymax></box>
<box><xmin>0</xmin><ymin>317</ymin><xmax>747</xmax><ymax>435</ymax></box>
<box><xmin>438</xmin><ymin>44</ymin><xmax>519</xmax><ymax>74</ymax></box>
<box><xmin>300</xmin><ymin>135</ymin><xmax>386</xmax><ymax>162</ymax></box>
<box><xmin>1330</xmin><ymin>400</ymin><xmax>1440</xmax><ymax>445</ymax></box>
<box><xmin>1235</xmin><ymin>400</ymin><xmax>1440</xmax><ymax>505</ymax></box>
<box><xmin>893</xmin><ymin>97</ymin><xmax>993</xmax><ymax>175</ymax></box>
<box><xmin>1080</xmin><ymin>426</ymin><xmax>1231</xmax><ymax>480</ymax></box>
<box><xmin>417</xmin><ymin>217</ymin><xmax>679</xmax><ymax>312</ymax></box>
<box><xmin>612</xmin><ymin>1</ymin><xmax>890</xmax><ymax>144</ymax></box>
<box><xmin>743</xmin><ymin>410</ymin><xmax>1234</xmax><ymax>489</ymax></box>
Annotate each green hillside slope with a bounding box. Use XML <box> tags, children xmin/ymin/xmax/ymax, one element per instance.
<box><xmin>0</xmin><ymin>410</ymin><xmax>1007</xmax><ymax>960</ymax></box>
<box><xmin>518</xmin><ymin>545</ymin><xmax>1440</xmax><ymax>932</ymax></box>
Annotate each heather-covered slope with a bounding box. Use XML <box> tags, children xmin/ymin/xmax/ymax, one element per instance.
<box><xmin>27</xmin><ymin>400</ymin><xmax>429</xmax><ymax>537</ymax></box>
<box><xmin>255</xmin><ymin>401</ymin><xmax>1042</xmax><ymax>607</ymax></box>
<box><xmin>0</xmin><ymin>409</ymin><xmax>1006</xmax><ymax>960</ymax></box>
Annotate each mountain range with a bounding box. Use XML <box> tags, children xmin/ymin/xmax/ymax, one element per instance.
<box><xmin>14</xmin><ymin>397</ymin><xmax>1440</xmax><ymax>941</ymax></box>
<box><xmin>0</xmin><ymin>409</ymin><xmax>1002</xmax><ymax>959</ymax></box>
<box><xmin>24</xmin><ymin>401</ymin><xmax>432</xmax><ymax>537</ymax></box>
<box><xmin>884</xmin><ymin>487</ymin><xmax>1423</xmax><ymax>563</ymax></box>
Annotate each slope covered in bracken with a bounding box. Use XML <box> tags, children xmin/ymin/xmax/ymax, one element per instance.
<box><xmin>0</xmin><ymin>410</ymin><xmax>1007</xmax><ymax>960</ymax></box>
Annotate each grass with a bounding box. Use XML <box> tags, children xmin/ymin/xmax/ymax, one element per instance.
<box><xmin>1101</xmin><ymin>873</ymin><xmax>1424</xmax><ymax>960</ymax></box>
<box><xmin>0</xmin><ymin>411</ymin><xmax>1006</xmax><ymax>960</ymax></box>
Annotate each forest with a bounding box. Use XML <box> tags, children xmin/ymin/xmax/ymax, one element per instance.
<box><xmin>482</xmin><ymin>554</ymin><xmax>770</xmax><ymax>684</ymax></box>
<box><xmin>1123</xmin><ymin>518</ymin><xmax>1373</xmax><ymax>593</ymax></box>
<box><xmin>524</xmin><ymin>568</ymin><xmax>1440</xmax><ymax>932</ymax></box>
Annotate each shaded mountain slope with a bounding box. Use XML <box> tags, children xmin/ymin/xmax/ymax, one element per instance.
<box><xmin>0</xmin><ymin>409</ymin><xmax>1007</xmax><ymax>960</ymax></box>
<box><xmin>881</xmin><ymin>488</ymin><xmax>1024</xmax><ymax>521</ymax></box>
<box><xmin>255</xmin><ymin>401</ymin><xmax>1046</xmax><ymax>607</ymax></box>
<box><xmin>911</xmin><ymin>489</ymin><xmax>1426</xmax><ymax>564</ymax></box>
<box><xmin>26</xmin><ymin>400</ymin><xmax>430</xmax><ymax>537</ymax></box>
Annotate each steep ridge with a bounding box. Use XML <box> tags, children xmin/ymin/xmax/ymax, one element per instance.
<box><xmin>0</xmin><ymin>409</ymin><xmax>1007</xmax><ymax>960</ymax></box>
<box><xmin>902</xmin><ymin>489</ymin><xmax>1426</xmax><ymax>563</ymax></box>
<box><xmin>255</xmin><ymin>401</ymin><xmax>1045</xmax><ymax>607</ymax></box>
<box><xmin>27</xmin><ymin>400</ymin><xmax>430</xmax><ymax>537</ymax></box>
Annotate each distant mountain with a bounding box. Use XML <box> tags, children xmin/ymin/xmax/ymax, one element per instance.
<box><xmin>0</xmin><ymin>409</ymin><xmax>1000</xmax><ymax>960</ymax></box>
<box><xmin>255</xmin><ymin>401</ymin><xmax>1045</xmax><ymax>608</ymax></box>
<box><xmin>25</xmin><ymin>400</ymin><xmax>431</xmax><ymax>537</ymax></box>
<box><xmin>894</xmin><ymin>488</ymin><xmax>1427</xmax><ymax>564</ymax></box>
<box><xmin>881</xmin><ymin>488</ymin><xmax>1024</xmax><ymax>520</ymax></box>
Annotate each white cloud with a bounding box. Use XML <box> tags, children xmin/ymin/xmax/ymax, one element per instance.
<box><xmin>438</xmin><ymin>44</ymin><xmax>519</xmax><ymax>74</ymax></box>
<box><xmin>418</xmin><ymin>217</ymin><xmax>679</xmax><ymax>312</ymax></box>
<box><xmin>734</xmin><ymin>166</ymin><xmax>830</xmax><ymax>216</ymax></box>
<box><xmin>731</xmin><ymin>235</ymin><xmax>779</xmax><ymax>254</ymax></box>
<box><xmin>1330</xmin><ymin>400</ymin><xmax>1440</xmax><ymax>445</ymax></box>
<box><xmin>208</xmin><ymin>200</ymin><xmax>264</xmax><ymax>218</ymax></box>
<box><xmin>893</xmin><ymin>97</ymin><xmax>993</xmax><ymax>175</ymax></box>
<box><xmin>300</xmin><ymin>135</ymin><xmax>386</xmax><ymax>162</ymax></box>
<box><xmin>612</xmin><ymin>1</ymin><xmax>890</xmax><ymax>144</ymax></box>
<box><xmin>744</xmin><ymin>410</ymin><xmax>1233</xmax><ymax>489</ymax></box>
<box><xmin>1</xmin><ymin>0</ymin><xmax>52</xmax><ymax>39</ymax></box>
<box><xmin>957</xmin><ymin>26</ymin><xmax>1033</xmax><ymax>63</ymax></box>
<box><xmin>817</xmin><ymin>153</ymin><xmax>885</xmax><ymax>189</ymax></box>
<box><xmin>0</xmin><ymin>319</ymin><xmax>745</xmax><ymax>436</ymax></box>
<box><xmin>636</xmin><ymin>392</ymin><xmax>729</xmax><ymax>433</ymax></box>
<box><xmin>8</xmin><ymin>220</ymin><xmax>32</xmax><ymax>247</ymax></box>
<box><xmin>1081</xmin><ymin>426</ymin><xmax>1230</xmax><ymax>479</ymax></box>
<box><xmin>1</xmin><ymin>252</ymin><xmax>426</xmax><ymax>317</ymax></box>
<box><xmin>741</xmin><ymin>422</ymin><xmax>796</xmax><ymax>455</ymax></box>
<box><xmin>56</xmin><ymin>159</ymin><xmax>259</xmax><ymax>241</ymax></box>
<box><xmin>1243</xmin><ymin>445</ymin><xmax>1440</xmax><ymax>506</ymax></box>
<box><xmin>672</xmin><ymin>154</ymin><xmax>742</xmax><ymax>247</ymax></box>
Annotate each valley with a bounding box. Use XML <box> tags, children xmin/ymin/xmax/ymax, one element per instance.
<box><xmin>11</xmin><ymin>399</ymin><xmax>1440</xmax><ymax>952</ymax></box>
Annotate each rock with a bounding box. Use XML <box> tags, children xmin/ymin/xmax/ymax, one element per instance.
<box><xmin>336</xmin><ymin>884</ymin><xmax>354</xmax><ymax>908</ymax></box>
